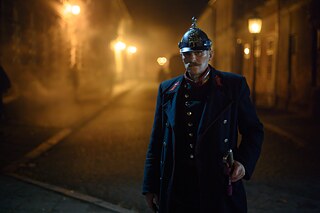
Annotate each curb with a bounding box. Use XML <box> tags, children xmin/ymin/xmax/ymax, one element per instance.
<box><xmin>6</xmin><ymin>173</ymin><xmax>136</xmax><ymax>213</ymax></box>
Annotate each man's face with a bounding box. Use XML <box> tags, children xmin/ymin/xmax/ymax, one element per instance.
<box><xmin>181</xmin><ymin>50</ymin><xmax>212</xmax><ymax>76</ymax></box>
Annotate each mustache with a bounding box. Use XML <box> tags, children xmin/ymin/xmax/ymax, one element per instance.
<box><xmin>187</xmin><ymin>62</ymin><xmax>201</xmax><ymax>67</ymax></box>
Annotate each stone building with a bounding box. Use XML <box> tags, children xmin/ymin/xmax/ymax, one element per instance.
<box><xmin>199</xmin><ymin>0</ymin><xmax>320</xmax><ymax>116</ymax></box>
<box><xmin>0</xmin><ymin>0</ymin><xmax>133</xmax><ymax>103</ymax></box>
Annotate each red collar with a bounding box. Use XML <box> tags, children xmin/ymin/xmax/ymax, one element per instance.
<box><xmin>184</xmin><ymin>67</ymin><xmax>211</xmax><ymax>86</ymax></box>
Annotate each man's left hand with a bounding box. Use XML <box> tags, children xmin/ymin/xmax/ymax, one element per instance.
<box><xmin>231</xmin><ymin>161</ymin><xmax>245</xmax><ymax>182</ymax></box>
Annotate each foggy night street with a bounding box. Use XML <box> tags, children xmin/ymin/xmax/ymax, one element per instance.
<box><xmin>1</xmin><ymin>0</ymin><xmax>320</xmax><ymax>212</ymax></box>
<box><xmin>1</xmin><ymin>81</ymin><xmax>319</xmax><ymax>212</ymax></box>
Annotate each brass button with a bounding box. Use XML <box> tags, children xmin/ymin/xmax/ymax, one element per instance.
<box><xmin>187</xmin><ymin>111</ymin><xmax>192</xmax><ymax>116</ymax></box>
<box><xmin>188</xmin><ymin>133</ymin><xmax>193</xmax><ymax>137</ymax></box>
<box><xmin>223</xmin><ymin>119</ymin><xmax>227</xmax><ymax>124</ymax></box>
<box><xmin>187</xmin><ymin>122</ymin><xmax>193</xmax><ymax>127</ymax></box>
<box><xmin>224</xmin><ymin>138</ymin><xmax>229</xmax><ymax>143</ymax></box>
<box><xmin>184</xmin><ymin>83</ymin><xmax>191</xmax><ymax>89</ymax></box>
<box><xmin>190</xmin><ymin>154</ymin><xmax>194</xmax><ymax>159</ymax></box>
<box><xmin>189</xmin><ymin>144</ymin><xmax>193</xmax><ymax>149</ymax></box>
<box><xmin>185</xmin><ymin>94</ymin><xmax>189</xmax><ymax>98</ymax></box>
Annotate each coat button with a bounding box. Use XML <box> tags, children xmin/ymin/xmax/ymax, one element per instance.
<box><xmin>187</xmin><ymin>111</ymin><xmax>192</xmax><ymax>116</ymax></box>
<box><xmin>184</xmin><ymin>94</ymin><xmax>189</xmax><ymax>98</ymax></box>
<box><xmin>189</xmin><ymin>144</ymin><xmax>193</xmax><ymax>149</ymax></box>
<box><xmin>223</xmin><ymin>119</ymin><xmax>227</xmax><ymax>124</ymax></box>
<box><xmin>187</xmin><ymin>122</ymin><xmax>193</xmax><ymax>127</ymax></box>
<box><xmin>163</xmin><ymin>141</ymin><xmax>166</xmax><ymax>146</ymax></box>
<box><xmin>188</xmin><ymin>133</ymin><xmax>193</xmax><ymax>137</ymax></box>
<box><xmin>184</xmin><ymin>83</ymin><xmax>191</xmax><ymax>89</ymax></box>
<box><xmin>190</xmin><ymin>154</ymin><xmax>194</xmax><ymax>159</ymax></box>
<box><xmin>185</xmin><ymin>101</ymin><xmax>190</xmax><ymax>107</ymax></box>
<box><xmin>165</xmin><ymin>122</ymin><xmax>169</xmax><ymax>127</ymax></box>
<box><xmin>224</xmin><ymin>138</ymin><xmax>229</xmax><ymax>143</ymax></box>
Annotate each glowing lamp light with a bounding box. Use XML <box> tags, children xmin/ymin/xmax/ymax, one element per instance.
<box><xmin>127</xmin><ymin>46</ymin><xmax>137</xmax><ymax>54</ymax></box>
<box><xmin>244</xmin><ymin>47</ymin><xmax>250</xmax><ymax>55</ymax></box>
<box><xmin>157</xmin><ymin>57</ymin><xmax>167</xmax><ymax>66</ymax></box>
<box><xmin>63</xmin><ymin>3</ymin><xmax>80</xmax><ymax>15</ymax></box>
<box><xmin>248</xmin><ymin>18</ymin><xmax>262</xmax><ymax>34</ymax></box>
<box><xmin>64</xmin><ymin>4</ymin><xmax>72</xmax><ymax>13</ymax></box>
<box><xmin>71</xmin><ymin>5</ymin><xmax>81</xmax><ymax>15</ymax></box>
<box><xmin>114</xmin><ymin>41</ymin><xmax>126</xmax><ymax>51</ymax></box>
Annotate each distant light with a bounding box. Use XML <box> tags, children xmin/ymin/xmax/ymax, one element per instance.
<box><xmin>71</xmin><ymin>5</ymin><xmax>81</xmax><ymax>15</ymax></box>
<box><xmin>244</xmin><ymin>47</ymin><xmax>250</xmax><ymax>55</ymax></box>
<box><xmin>63</xmin><ymin>3</ymin><xmax>80</xmax><ymax>16</ymax></box>
<box><xmin>127</xmin><ymin>46</ymin><xmax>137</xmax><ymax>54</ymax></box>
<box><xmin>114</xmin><ymin>41</ymin><xmax>126</xmax><ymax>51</ymax></box>
<box><xmin>157</xmin><ymin>57</ymin><xmax>167</xmax><ymax>66</ymax></box>
<box><xmin>248</xmin><ymin>18</ymin><xmax>262</xmax><ymax>34</ymax></box>
<box><xmin>243</xmin><ymin>43</ymin><xmax>251</xmax><ymax>59</ymax></box>
<box><xmin>64</xmin><ymin>4</ymin><xmax>72</xmax><ymax>14</ymax></box>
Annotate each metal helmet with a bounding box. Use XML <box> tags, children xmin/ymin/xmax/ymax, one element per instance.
<box><xmin>178</xmin><ymin>17</ymin><xmax>212</xmax><ymax>52</ymax></box>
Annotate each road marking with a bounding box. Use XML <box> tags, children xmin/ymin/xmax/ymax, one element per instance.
<box><xmin>3</xmin><ymin>128</ymin><xmax>72</xmax><ymax>173</ymax></box>
<box><xmin>2</xmin><ymin>81</ymin><xmax>139</xmax><ymax>174</ymax></box>
<box><xmin>25</xmin><ymin>128</ymin><xmax>72</xmax><ymax>159</ymax></box>
<box><xmin>264</xmin><ymin>122</ymin><xmax>305</xmax><ymax>147</ymax></box>
<box><xmin>7</xmin><ymin>173</ymin><xmax>136</xmax><ymax>213</ymax></box>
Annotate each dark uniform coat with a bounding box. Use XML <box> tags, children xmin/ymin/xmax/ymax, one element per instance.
<box><xmin>143</xmin><ymin>66</ymin><xmax>264</xmax><ymax>213</ymax></box>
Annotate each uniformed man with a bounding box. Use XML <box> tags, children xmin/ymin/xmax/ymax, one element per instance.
<box><xmin>142</xmin><ymin>17</ymin><xmax>264</xmax><ymax>213</ymax></box>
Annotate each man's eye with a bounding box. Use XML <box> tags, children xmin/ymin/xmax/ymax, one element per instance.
<box><xmin>195</xmin><ymin>51</ymin><xmax>204</xmax><ymax>56</ymax></box>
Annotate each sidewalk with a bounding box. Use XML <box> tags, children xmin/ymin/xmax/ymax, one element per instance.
<box><xmin>0</xmin><ymin>174</ymin><xmax>125</xmax><ymax>213</ymax></box>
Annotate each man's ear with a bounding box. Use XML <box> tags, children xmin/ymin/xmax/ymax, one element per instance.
<box><xmin>209</xmin><ymin>50</ymin><xmax>213</xmax><ymax>60</ymax></box>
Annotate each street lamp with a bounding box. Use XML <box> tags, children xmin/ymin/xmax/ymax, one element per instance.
<box><xmin>114</xmin><ymin>41</ymin><xmax>126</xmax><ymax>51</ymax></box>
<box><xmin>127</xmin><ymin>46</ymin><xmax>137</xmax><ymax>55</ymax></box>
<box><xmin>248</xmin><ymin>17</ymin><xmax>262</xmax><ymax>105</ymax></box>
<box><xmin>63</xmin><ymin>3</ymin><xmax>81</xmax><ymax>16</ymax></box>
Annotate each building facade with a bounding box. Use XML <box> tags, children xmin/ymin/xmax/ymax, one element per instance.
<box><xmin>0</xmin><ymin>0</ymin><xmax>133</xmax><ymax>103</ymax></box>
<box><xmin>199</xmin><ymin>0</ymin><xmax>320</xmax><ymax>116</ymax></box>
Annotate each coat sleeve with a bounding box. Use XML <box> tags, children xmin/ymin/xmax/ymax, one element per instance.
<box><xmin>142</xmin><ymin>84</ymin><xmax>164</xmax><ymax>195</ymax></box>
<box><xmin>236</xmin><ymin>77</ymin><xmax>264</xmax><ymax>180</ymax></box>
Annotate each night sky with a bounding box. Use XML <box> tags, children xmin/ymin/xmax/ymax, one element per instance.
<box><xmin>123</xmin><ymin>0</ymin><xmax>209</xmax><ymax>34</ymax></box>
<box><xmin>122</xmin><ymin>0</ymin><xmax>209</xmax><ymax>69</ymax></box>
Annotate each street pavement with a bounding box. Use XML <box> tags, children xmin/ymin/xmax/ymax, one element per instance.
<box><xmin>1</xmin><ymin>81</ymin><xmax>320</xmax><ymax>212</ymax></box>
<box><xmin>1</xmin><ymin>81</ymin><xmax>137</xmax><ymax>213</ymax></box>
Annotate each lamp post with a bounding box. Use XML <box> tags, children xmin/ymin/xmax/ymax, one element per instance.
<box><xmin>248</xmin><ymin>17</ymin><xmax>262</xmax><ymax>105</ymax></box>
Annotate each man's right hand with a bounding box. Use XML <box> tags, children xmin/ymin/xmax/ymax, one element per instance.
<box><xmin>145</xmin><ymin>192</ymin><xmax>159</xmax><ymax>212</ymax></box>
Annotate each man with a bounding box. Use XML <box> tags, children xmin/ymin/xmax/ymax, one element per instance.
<box><xmin>142</xmin><ymin>17</ymin><xmax>264</xmax><ymax>213</ymax></box>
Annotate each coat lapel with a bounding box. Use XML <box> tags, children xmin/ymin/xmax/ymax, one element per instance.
<box><xmin>197</xmin><ymin>70</ymin><xmax>233</xmax><ymax>140</ymax></box>
<box><xmin>163</xmin><ymin>77</ymin><xmax>183</xmax><ymax>130</ymax></box>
